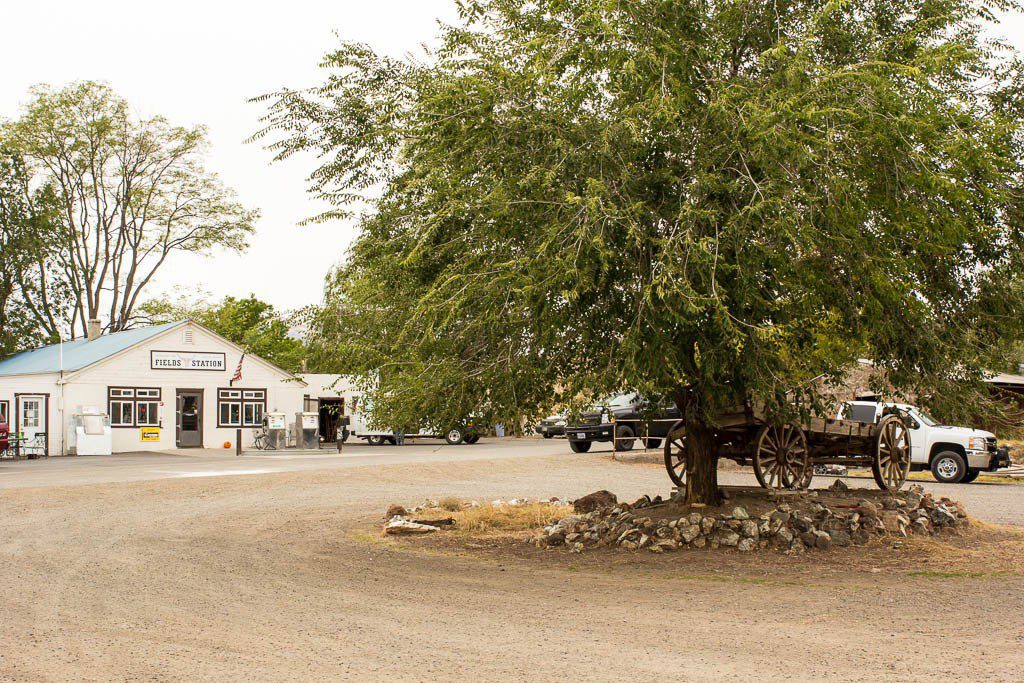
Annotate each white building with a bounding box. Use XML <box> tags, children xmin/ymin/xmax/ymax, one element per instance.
<box><xmin>0</xmin><ymin>320</ymin><xmax>307</xmax><ymax>455</ymax></box>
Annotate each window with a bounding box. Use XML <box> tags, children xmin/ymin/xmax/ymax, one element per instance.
<box><xmin>220</xmin><ymin>401</ymin><xmax>241</xmax><ymax>426</ymax></box>
<box><xmin>21</xmin><ymin>400</ymin><xmax>41</xmax><ymax>427</ymax></box>
<box><xmin>844</xmin><ymin>403</ymin><xmax>877</xmax><ymax>424</ymax></box>
<box><xmin>110</xmin><ymin>401</ymin><xmax>134</xmax><ymax>426</ymax></box>
<box><xmin>108</xmin><ymin>387</ymin><xmax>161</xmax><ymax>428</ymax></box>
<box><xmin>136</xmin><ymin>402</ymin><xmax>159</xmax><ymax>426</ymax></box>
<box><xmin>0</xmin><ymin>400</ymin><xmax>9</xmax><ymax>422</ymax></box>
<box><xmin>218</xmin><ymin>388</ymin><xmax>266</xmax><ymax>427</ymax></box>
<box><xmin>243</xmin><ymin>401</ymin><xmax>263</xmax><ymax>426</ymax></box>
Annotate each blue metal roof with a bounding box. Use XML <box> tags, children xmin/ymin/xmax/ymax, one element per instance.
<box><xmin>0</xmin><ymin>321</ymin><xmax>185</xmax><ymax>377</ymax></box>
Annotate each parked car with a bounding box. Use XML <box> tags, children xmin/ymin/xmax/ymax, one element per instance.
<box><xmin>566</xmin><ymin>393</ymin><xmax>680</xmax><ymax>453</ymax></box>
<box><xmin>838</xmin><ymin>401</ymin><xmax>1011</xmax><ymax>483</ymax></box>
<box><xmin>535</xmin><ymin>414</ymin><xmax>566</xmax><ymax>438</ymax></box>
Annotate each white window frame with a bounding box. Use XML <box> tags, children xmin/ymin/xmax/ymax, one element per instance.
<box><xmin>243</xmin><ymin>401</ymin><xmax>264</xmax><ymax>426</ymax></box>
<box><xmin>219</xmin><ymin>401</ymin><xmax>242</xmax><ymax>427</ymax></box>
<box><xmin>108</xmin><ymin>387</ymin><xmax>161</xmax><ymax>428</ymax></box>
<box><xmin>218</xmin><ymin>388</ymin><xmax>266</xmax><ymax>428</ymax></box>
<box><xmin>110</xmin><ymin>401</ymin><xmax>135</xmax><ymax>427</ymax></box>
<box><xmin>136</xmin><ymin>401</ymin><xmax>160</xmax><ymax>427</ymax></box>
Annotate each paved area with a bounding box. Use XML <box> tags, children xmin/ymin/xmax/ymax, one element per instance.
<box><xmin>2</xmin><ymin>438</ymin><xmax>1020</xmax><ymax>525</ymax></box>
<box><xmin>0</xmin><ymin>438</ymin><xmax>564</xmax><ymax>490</ymax></box>
<box><xmin>0</xmin><ymin>439</ymin><xmax>1022</xmax><ymax>681</ymax></box>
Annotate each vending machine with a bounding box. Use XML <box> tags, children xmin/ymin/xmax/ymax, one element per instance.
<box><xmin>69</xmin><ymin>407</ymin><xmax>112</xmax><ymax>456</ymax></box>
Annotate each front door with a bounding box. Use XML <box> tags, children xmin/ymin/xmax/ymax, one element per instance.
<box><xmin>17</xmin><ymin>395</ymin><xmax>47</xmax><ymax>455</ymax></box>
<box><xmin>176</xmin><ymin>390</ymin><xmax>203</xmax><ymax>448</ymax></box>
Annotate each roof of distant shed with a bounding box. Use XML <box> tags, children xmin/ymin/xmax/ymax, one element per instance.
<box><xmin>0</xmin><ymin>321</ymin><xmax>184</xmax><ymax>377</ymax></box>
<box><xmin>987</xmin><ymin>372</ymin><xmax>1024</xmax><ymax>387</ymax></box>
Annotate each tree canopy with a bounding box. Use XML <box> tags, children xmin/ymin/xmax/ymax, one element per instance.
<box><xmin>0</xmin><ymin>148</ymin><xmax>65</xmax><ymax>358</ymax></box>
<box><xmin>257</xmin><ymin>0</ymin><xmax>1024</xmax><ymax>501</ymax></box>
<box><xmin>4</xmin><ymin>81</ymin><xmax>257</xmax><ymax>339</ymax></box>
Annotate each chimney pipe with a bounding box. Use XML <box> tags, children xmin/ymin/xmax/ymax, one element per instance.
<box><xmin>86</xmin><ymin>319</ymin><xmax>102</xmax><ymax>342</ymax></box>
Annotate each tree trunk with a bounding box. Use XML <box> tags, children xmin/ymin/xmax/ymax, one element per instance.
<box><xmin>685</xmin><ymin>418</ymin><xmax>722</xmax><ymax>505</ymax></box>
<box><xmin>674</xmin><ymin>388</ymin><xmax>723</xmax><ymax>506</ymax></box>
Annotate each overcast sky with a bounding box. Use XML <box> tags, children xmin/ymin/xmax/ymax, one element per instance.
<box><xmin>2</xmin><ymin>1</ymin><xmax>1022</xmax><ymax>313</ymax></box>
<box><xmin>1</xmin><ymin>0</ymin><xmax>460</xmax><ymax>312</ymax></box>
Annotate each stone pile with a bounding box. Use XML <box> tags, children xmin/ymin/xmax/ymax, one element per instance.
<box><xmin>533</xmin><ymin>485</ymin><xmax>970</xmax><ymax>554</ymax></box>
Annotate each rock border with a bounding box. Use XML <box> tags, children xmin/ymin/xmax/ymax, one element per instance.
<box><xmin>533</xmin><ymin>485</ymin><xmax>969</xmax><ymax>554</ymax></box>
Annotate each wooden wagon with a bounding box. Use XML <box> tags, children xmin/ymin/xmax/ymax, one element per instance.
<box><xmin>662</xmin><ymin>404</ymin><xmax>913</xmax><ymax>492</ymax></box>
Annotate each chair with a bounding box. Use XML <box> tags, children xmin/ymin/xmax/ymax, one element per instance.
<box><xmin>25</xmin><ymin>432</ymin><xmax>46</xmax><ymax>458</ymax></box>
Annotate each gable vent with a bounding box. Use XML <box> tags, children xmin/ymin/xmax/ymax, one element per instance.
<box><xmin>183</xmin><ymin>327</ymin><xmax>194</xmax><ymax>345</ymax></box>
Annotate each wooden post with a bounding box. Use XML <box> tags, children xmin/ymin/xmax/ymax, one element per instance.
<box><xmin>236</xmin><ymin>429</ymin><xmax>242</xmax><ymax>456</ymax></box>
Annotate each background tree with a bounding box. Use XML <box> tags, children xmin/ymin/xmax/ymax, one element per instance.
<box><xmin>0</xmin><ymin>146</ymin><xmax>68</xmax><ymax>357</ymax></box>
<box><xmin>5</xmin><ymin>81</ymin><xmax>257</xmax><ymax>338</ymax></box>
<box><xmin>139</xmin><ymin>292</ymin><xmax>307</xmax><ymax>373</ymax></box>
<box><xmin>257</xmin><ymin>0</ymin><xmax>1024</xmax><ymax>503</ymax></box>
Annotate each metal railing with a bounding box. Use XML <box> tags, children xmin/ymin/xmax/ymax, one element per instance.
<box><xmin>609</xmin><ymin>418</ymin><xmax>679</xmax><ymax>452</ymax></box>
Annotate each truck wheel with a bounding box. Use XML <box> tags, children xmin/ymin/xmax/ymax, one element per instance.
<box><xmin>931</xmin><ymin>451</ymin><xmax>967</xmax><ymax>483</ymax></box>
<box><xmin>366</xmin><ymin>435</ymin><xmax>385</xmax><ymax>446</ymax></box>
<box><xmin>543</xmin><ymin>433</ymin><xmax>554</xmax><ymax>439</ymax></box>
<box><xmin>961</xmin><ymin>469</ymin><xmax>981</xmax><ymax>484</ymax></box>
<box><xmin>644</xmin><ymin>437</ymin><xmax>662</xmax><ymax>450</ymax></box>
<box><xmin>464</xmin><ymin>434</ymin><xmax>480</xmax><ymax>444</ymax></box>
<box><xmin>569</xmin><ymin>440</ymin><xmax>592</xmax><ymax>453</ymax></box>
<box><xmin>445</xmin><ymin>428</ymin><xmax>464</xmax><ymax>445</ymax></box>
<box><xmin>614</xmin><ymin>425</ymin><xmax>636</xmax><ymax>451</ymax></box>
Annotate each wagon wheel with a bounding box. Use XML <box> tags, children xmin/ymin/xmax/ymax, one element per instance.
<box><xmin>753</xmin><ymin>422</ymin><xmax>810</xmax><ymax>490</ymax></box>
<box><xmin>796</xmin><ymin>461</ymin><xmax>815</xmax><ymax>490</ymax></box>
<box><xmin>872</xmin><ymin>414</ymin><xmax>911</xmax><ymax>491</ymax></box>
<box><xmin>663</xmin><ymin>420</ymin><xmax>687</xmax><ymax>488</ymax></box>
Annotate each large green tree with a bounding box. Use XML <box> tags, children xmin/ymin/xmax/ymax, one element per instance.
<box><xmin>258</xmin><ymin>0</ymin><xmax>1024</xmax><ymax>502</ymax></box>
<box><xmin>0</xmin><ymin>147</ymin><xmax>67</xmax><ymax>358</ymax></box>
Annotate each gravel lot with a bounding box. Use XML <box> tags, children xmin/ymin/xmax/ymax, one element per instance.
<box><xmin>1</xmin><ymin>439</ymin><xmax>1022</xmax><ymax>681</ymax></box>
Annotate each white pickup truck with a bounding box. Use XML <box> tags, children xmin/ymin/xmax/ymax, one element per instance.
<box><xmin>839</xmin><ymin>401</ymin><xmax>1011</xmax><ymax>483</ymax></box>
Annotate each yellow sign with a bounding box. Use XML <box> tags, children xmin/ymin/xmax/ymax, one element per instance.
<box><xmin>140</xmin><ymin>427</ymin><xmax>161</xmax><ymax>442</ymax></box>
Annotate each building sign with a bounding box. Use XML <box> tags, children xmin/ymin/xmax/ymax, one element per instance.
<box><xmin>140</xmin><ymin>427</ymin><xmax>161</xmax><ymax>442</ymax></box>
<box><xmin>151</xmin><ymin>351</ymin><xmax>226</xmax><ymax>371</ymax></box>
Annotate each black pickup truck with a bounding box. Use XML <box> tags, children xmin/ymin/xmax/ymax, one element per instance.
<box><xmin>566</xmin><ymin>394</ymin><xmax>680</xmax><ymax>453</ymax></box>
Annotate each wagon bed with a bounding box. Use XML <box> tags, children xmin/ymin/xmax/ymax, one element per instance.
<box><xmin>664</xmin><ymin>403</ymin><xmax>913</xmax><ymax>493</ymax></box>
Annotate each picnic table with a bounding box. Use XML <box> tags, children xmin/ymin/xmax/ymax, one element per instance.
<box><xmin>1</xmin><ymin>435</ymin><xmax>28</xmax><ymax>459</ymax></box>
<box><xmin>1</xmin><ymin>434</ymin><xmax>43</xmax><ymax>459</ymax></box>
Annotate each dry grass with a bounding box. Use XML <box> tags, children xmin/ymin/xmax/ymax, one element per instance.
<box><xmin>438</xmin><ymin>496</ymin><xmax>463</xmax><ymax>512</ymax></box>
<box><xmin>443</xmin><ymin>502</ymin><xmax>568</xmax><ymax>535</ymax></box>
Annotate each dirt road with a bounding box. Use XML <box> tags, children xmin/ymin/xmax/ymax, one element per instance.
<box><xmin>1</xmin><ymin>443</ymin><xmax>1022</xmax><ymax>681</ymax></box>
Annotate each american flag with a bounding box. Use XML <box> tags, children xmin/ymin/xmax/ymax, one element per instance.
<box><xmin>230</xmin><ymin>352</ymin><xmax>245</xmax><ymax>386</ymax></box>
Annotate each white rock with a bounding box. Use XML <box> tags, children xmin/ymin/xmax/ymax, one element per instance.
<box><xmin>384</xmin><ymin>519</ymin><xmax>441</xmax><ymax>535</ymax></box>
